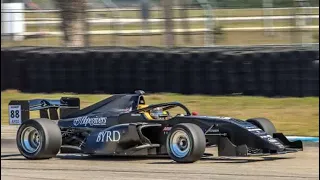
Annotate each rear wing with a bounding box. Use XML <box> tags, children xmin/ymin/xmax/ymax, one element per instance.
<box><xmin>8</xmin><ymin>97</ymin><xmax>80</xmax><ymax>125</ymax></box>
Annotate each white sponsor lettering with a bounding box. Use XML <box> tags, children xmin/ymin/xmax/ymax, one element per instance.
<box><xmin>208</xmin><ymin>129</ymin><xmax>220</xmax><ymax>133</ymax></box>
<box><xmin>269</xmin><ymin>139</ymin><xmax>278</xmax><ymax>143</ymax></box>
<box><xmin>163</xmin><ymin>127</ymin><xmax>172</xmax><ymax>131</ymax></box>
<box><xmin>73</xmin><ymin>116</ymin><xmax>107</xmax><ymax>126</ymax></box>
<box><xmin>96</xmin><ymin>130</ymin><xmax>121</xmax><ymax>142</ymax></box>
<box><xmin>261</xmin><ymin>135</ymin><xmax>273</xmax><ymax>139</ymax></box>
<box><xmin>212</xmin><ymin>116</ymin><xmax>231</xmax><ymax>120</ymax></box>
<box><xmin>260</xmin><ymin>135</ymin><xmax>284</xmax><ymax>148</ymax></box>
<box><xmin>96</xmin><ymin>131</ymin><xmax>105</xmax><ymax>142</ymax></box>
<box><xmin>106</xmin><ymin>131</ymin><xmax>112</xmax><ymax>141</ymax></box>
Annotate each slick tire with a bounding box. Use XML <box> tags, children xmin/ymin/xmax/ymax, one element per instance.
<box><xmin>166</xmin><ymin>123</ymin><xmax>206</xmax><ymax>163</ymax></box>
<box><xmin>246</xmin><ymin>117</ymin><xmax>277</xmax><ymax>136</ymax></box>
<box><xmin>16</xmin><ymin>118</ymin><xmax>62</xmax><ymax>159</ymax></box>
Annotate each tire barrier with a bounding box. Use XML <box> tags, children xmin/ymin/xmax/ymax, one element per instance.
<box><xmin>1</xmin><ymin>46</ymin><xmax>319</xmax><ymax>97</ymax></box>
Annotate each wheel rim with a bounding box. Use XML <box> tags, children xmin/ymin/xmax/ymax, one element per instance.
<box><xmin>169</xmin><ymin>130</ymin><xmax>191</xmax><ymax>158</ymax></box>
<box><xmin>20</xmin><ymin>126</ymin><xmax>41</xmax><ymax>154</ymax></box>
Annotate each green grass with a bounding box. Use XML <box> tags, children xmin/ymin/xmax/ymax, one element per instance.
<box><xmin>2</xmin><ymin>30</ymin><xmax>318</xmax><ymax>47</ymax></box>
<box><xmin>1</xmin><ymin>90</ymin><xmax>318</xmax><ymax>136</ymax></box>
<box><xmin>25</xmin><ymin>19</ymin><xmax>319</xmax><ymax>32</ymax></box>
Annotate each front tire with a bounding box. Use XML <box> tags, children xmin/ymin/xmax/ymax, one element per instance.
<box><xmin>246</xmin><ymin>117</ymin><xmax>277</xmax><ymax>136</ymax></box>
<box><xmin>16</xmin><ymin>118</ymin><xmax>62</xmax><ymax>159</ymax></box>
<box><xmin>166</xmin><ymin>123</ymin><xmax>206</xmax><ymax>163</ymax></box>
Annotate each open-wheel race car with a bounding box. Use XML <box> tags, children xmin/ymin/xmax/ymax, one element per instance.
<box><xmin>9</xmin><ymin>90</ymin><xmax>303</xmax><ymax>163</ymax></box>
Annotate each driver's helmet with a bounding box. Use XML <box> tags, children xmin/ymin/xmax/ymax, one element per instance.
<box><xmin>150</xmin><ymin>107</ymin><xmax>168</xmax><ymax>120</ymax></box>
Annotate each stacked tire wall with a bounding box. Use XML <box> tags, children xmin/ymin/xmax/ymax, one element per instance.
<box><xmin>1</xmin><ymin>46</ymin><xmax>319</xmax><ymax>97</ymax></box>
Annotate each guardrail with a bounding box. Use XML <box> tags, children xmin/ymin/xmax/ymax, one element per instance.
<box><xmin>1</xmin><ymin>7</ymin><xmax>318</xmax><ymax>46</ymax></box>
<box><xmin>18</xmin><ymin>26</ymin><xmax>318</xmax><ymax>37</ymax></box>
<box><xmin>21</xmin><ymin>15</ymin><xmax>320</xmax><ymax>25</ymax></box>
<box><xmin>2</xmin><ymin>6</ymin><xmax>318</xmax><ymax>13</ymax></box>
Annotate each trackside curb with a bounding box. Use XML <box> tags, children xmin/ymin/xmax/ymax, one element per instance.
<box><xmin>286</xmin><ymin>136</ymin><xmax>319</xmax><ymax>143</ymax></box>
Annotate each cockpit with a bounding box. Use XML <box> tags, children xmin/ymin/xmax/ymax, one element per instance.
<box><xmin>135</xmin><ymin>95</ymin><xmax>191</xmax><ymax>121</ymax></box>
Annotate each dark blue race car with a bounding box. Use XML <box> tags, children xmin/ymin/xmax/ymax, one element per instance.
<box><xmin>9</xmin><ymin>90</ymin><xmax>303</xmax><ymax>163</ymax></box>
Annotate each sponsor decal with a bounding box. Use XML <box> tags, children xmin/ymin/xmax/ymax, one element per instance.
<box><xmin>248</xmin><ymin>128</ymin><xmax>264</xmax><ymax>134</ymax></box>
<box><xmin>131</xmin><ymin>113</ymin><xmax>141</xmax><ymax>117</ymax></box>
<box><xmin>73</xmin><ymin>116</ymin><xmax>107</xmax><ymax>126</ymax></box>
<box><xmin>261</xmin><ymin>135</ymin><xmax>273</xmax><ymax>139</ymax></box>
<box><xmin>248</xmin><ymin>128</ymin><xmax>263</xmax><ymax>132</ymax></box>
<box><xmin>206</xmin><ymin>116</ymin><xmax>231</xmax><ymax>120</ymax></box>
<box><xmin>96</xmin><ymin>130</ymin><xmax>121</xmax><ymax>142</ymax></box>
<box><xmin>260</xmin><ymin>135</ymin><xmax>284</xmax><ymax>148</ymax></box>
<box><xmin>204</xmin><ymin>125</ymin><xmax>219</xmax><ymax>134</ymax></box>
<box><xmin>207</xmin><ymin>128</ymin><xmax>219</xmax><ymax>133</ymax></box>
<box><xmin>216</xmin><ymin>116</ymin><xmax>231</xmax><ymax>120</ymax></box>
<box><xmin>163</xmin><ymin>127</ymin><xmax>172</xmax><ymax>132</ymax></box>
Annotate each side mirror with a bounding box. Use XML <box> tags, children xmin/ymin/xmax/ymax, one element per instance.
<box><xmin>192</xmin><ymin>112</ymin><xmax>198</xmax><ymax>116</ymax></box>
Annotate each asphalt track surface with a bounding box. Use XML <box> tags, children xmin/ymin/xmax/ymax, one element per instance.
<box><xmin>1</xmin><ymin>138</ymin><xmax>319</xmax><ymax>180</ymax></box>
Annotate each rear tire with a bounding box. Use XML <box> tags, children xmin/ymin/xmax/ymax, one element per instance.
<box><xmin>16</xmin><ymin>118</ymin><xmax>62</xmax><ymax>159</ymax></box>
<box><xmin>246</xmin><ymin>117</ymin><xmax>277</xmax><ymax>136</ymax></box>
<box><xmin>166</xmin><ymin>123</ymin><xmax>206</xmax><ymax>163</ymax></box>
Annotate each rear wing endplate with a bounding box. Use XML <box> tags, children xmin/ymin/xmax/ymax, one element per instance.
<box><xmin>8</xmin><ymin>97</ymin><xmax>80</xmax><ymax>125</ymax></box>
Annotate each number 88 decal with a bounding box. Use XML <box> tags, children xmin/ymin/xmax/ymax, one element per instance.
<box><xmin>10</xmin><ymin>110</ymin><xmax>20</xmax><ymax>118</ymax></box>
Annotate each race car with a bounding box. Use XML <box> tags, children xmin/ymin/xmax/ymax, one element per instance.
<box><xmin>9</xmin><ymin>90</ymin><xmax>303</xmax><ymax>163</ymax></box>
